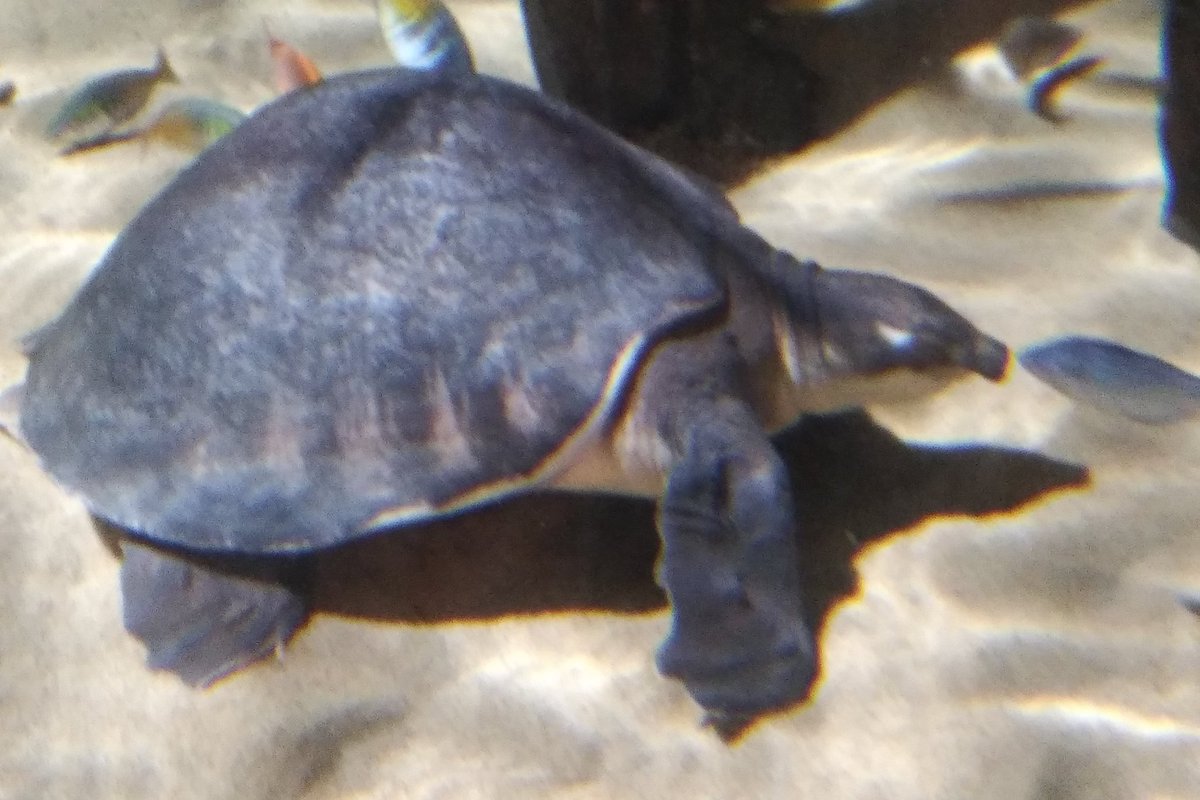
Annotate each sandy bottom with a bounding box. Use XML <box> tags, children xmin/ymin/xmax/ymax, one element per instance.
<box><xmin>2</xmin><ymin>1</ymin><xmax>1199</xmax><ymax>798</ymax></box>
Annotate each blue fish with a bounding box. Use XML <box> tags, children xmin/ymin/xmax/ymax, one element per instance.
<box><xmin>1020</xmin><ymin>335</ymin><xmax>1200</xmax><ymax>424</ymax></box>
<box><xmin>46</xmin><ymin>48</ymin><xmax>179</xmax><ymax>138</ymax></box>
<box><xmin>378</xmin><ymin>0</ymin><xmax>474</xmax><ymax>75</ymax></box>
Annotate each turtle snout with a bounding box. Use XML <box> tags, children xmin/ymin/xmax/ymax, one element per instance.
<box><xmin>965</xmin><ymin>333</ymin><xmax>1011</xmax><ymax>381</ymax></box>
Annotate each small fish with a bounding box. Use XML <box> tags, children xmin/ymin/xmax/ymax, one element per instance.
<box><xmin>265</xmin><ymin>26</ymin><xmax>323</xmax><ymax>93</ymax></box>
<box><xmin>0</xmin><ymin>80</ymin><xmax>15</xmax><ymax>106</ymax></box>
<box><xmin>997</xmin><ymin>16</ymin><xmax>1083</xmax><ymax>80</ymax></box>
<box><xmin>60</xmin><ymin>97</ymin><xmax>244</xmax><ymax>156</ymax></box>
<box><xmin>1030</xmin><ymin>54</ymin><xmax>1105</xmax><ymax>123</ymax></box>
<box><xmin>378</xmin><ymin>0</ymin><xmax>474</xmax><ymax>75</ymax></box>
<box><xmin>46</xmin><ymin>48</ymin><xmax>179</xmax><ymax>138</ymax></box>
<box><xmin>1020</xmin><ymin>335</ymin><xmax>1200</xmax><ymax>424</ymax></box>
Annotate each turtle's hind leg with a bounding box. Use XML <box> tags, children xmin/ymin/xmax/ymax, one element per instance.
<box><xmin>120</xmin><ymin>539</ymin><xmax>311</xmax><ymax>687</ymax></box>
<box><xmin>655</xmin><ymin>404</ymin><xmax>816</xmax><ymax>734</ymax></box>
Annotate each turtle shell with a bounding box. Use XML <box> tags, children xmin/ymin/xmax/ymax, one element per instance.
<box><xmin>20</xmin><ymin>68</ymin><xmax>730</xmax><ymax>553</ymax></box>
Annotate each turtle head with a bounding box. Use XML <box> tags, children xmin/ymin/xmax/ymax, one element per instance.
<box><xmin>766</xmin><ymin>257</ymin><xmax>1008</xmax><ymax>416</ymax></box>
<box><xmin>809</xmin><ymin>267</ymin><xmax>1009</xmax><ymax>381</ymax></box>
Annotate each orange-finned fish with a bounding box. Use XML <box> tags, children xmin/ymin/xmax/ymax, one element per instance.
<box><xmin>1020</xmin><ymin>335</ymin><xmax>1200</xmax><ymax>424</ymax></box>
<box><xmin>46</xmin><ymin>48</ymin><xmax>178</xmax><ymax>138</ymax></box>
<box><xmin>377</xmin><ymin>0</ymin><xmax>474</xmax><ymax>75</ymax></box>
<box><xmin>60</xmin><ymin>97</ymin><xmax>245</xmax><ymax>156</ymax></box>
<box><xmin>265</xmin><ymin>26</ymin><xmax>323</xmax><ymax>93</ymax></box>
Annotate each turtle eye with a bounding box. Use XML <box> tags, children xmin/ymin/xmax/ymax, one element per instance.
<box><xmin>874</xmin><ymin>321</ymin><xmax>918</xmax><ymax>351</ymax></box>
<box><xmin>873</xmin><ymin>322</ymin><xmax>954</xmax><ymax>371</ymax></box>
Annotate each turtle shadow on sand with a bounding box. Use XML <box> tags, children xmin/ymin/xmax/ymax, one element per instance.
<box><xmin>99</xmin><ymin>409</ymin><xmax>1087</xmax><ymax>735</ymax></box>
<box><xmin>309</xmin><ymin>409</ymin><xmax>1089</xmax><ymax>627</ymax></box>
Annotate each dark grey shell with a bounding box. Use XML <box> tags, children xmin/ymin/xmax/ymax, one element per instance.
<box><xmin>20</xmin><ymin>68</ymin><xmax>734</xmax><ymax>553</ymax></box>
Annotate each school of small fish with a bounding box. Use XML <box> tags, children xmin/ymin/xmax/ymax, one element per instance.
<box><xmin>988</xmin><ymin>19</ymin><xmax>1198</xmax><ymax>428</ymax></box>
<box><xmin>996</xmin><ymin>16</ymin><xmax>1083</xmax><ymax>80</ymax></box>
<box><xmin>40</xmin><ymin>0</ymin><xmax>472</xmax><ymax>156</ymax></box>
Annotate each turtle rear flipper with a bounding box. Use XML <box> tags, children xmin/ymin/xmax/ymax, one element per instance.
<box><xmin>120</xmin><ymin>540</ymin><xmax>311</xmax><ymax>687</ymax></box>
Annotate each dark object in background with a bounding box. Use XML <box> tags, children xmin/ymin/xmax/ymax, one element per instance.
<box><xmin>519</xmin><ymin>0</ymin><xmax>1088</xmax><ymax>181</ymax></box>
<box><xmin>519</xmin><ymin>0</ymin><xmax>815</xmax><ymax>181</ymax></box>
<box><xmin>996</xmin><ymin>15</ymin><xmax>1083</xmax><ymax>79</ymax></box>
<box><xmin>0</xmin><ymin>80</ymin><xmax>14</xmax><ymax>106</ymax></box>
<box><xmin>1161</xmin><ymin>0</ymin><xmax>1200</xmax><ymax>250</ymax></box>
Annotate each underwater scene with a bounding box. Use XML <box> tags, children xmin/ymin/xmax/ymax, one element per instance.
<box><xmin>1</xmin><ymin>0</ymin><xmax>1198</xmax><ymax>797</ymax></box>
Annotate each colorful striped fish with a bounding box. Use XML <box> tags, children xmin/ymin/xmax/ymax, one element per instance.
<box><xmin>378</xmin><ymin>0</ymin><xmax>474</xmax><ymax>75</ymax></box>
<box><xmin>996</xmin><ymin>16</ymin><xmax>1083</xmax><ymax>81</ymax></box>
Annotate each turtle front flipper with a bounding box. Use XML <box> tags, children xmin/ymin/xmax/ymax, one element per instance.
<box><xmin>120</xmin><ymin>539</ymin><xmax>311</xmax><ymax>687</ymax></box>
<box><xmin>654</xmin><ymin>407</ymin><xmax>816</xmax><ymax>733</ymax></box>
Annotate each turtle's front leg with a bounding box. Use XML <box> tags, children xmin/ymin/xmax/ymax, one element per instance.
<box><xmin>655</xmin><ymin>407</ymin><xmax>815</xmax><ymax>729</ymax></box>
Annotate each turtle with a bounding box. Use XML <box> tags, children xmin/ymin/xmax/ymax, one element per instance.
<box><xmin>1</xmin><ymin>66</ymin><xmax>1009</xmax><ymax>728</ymax></box>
